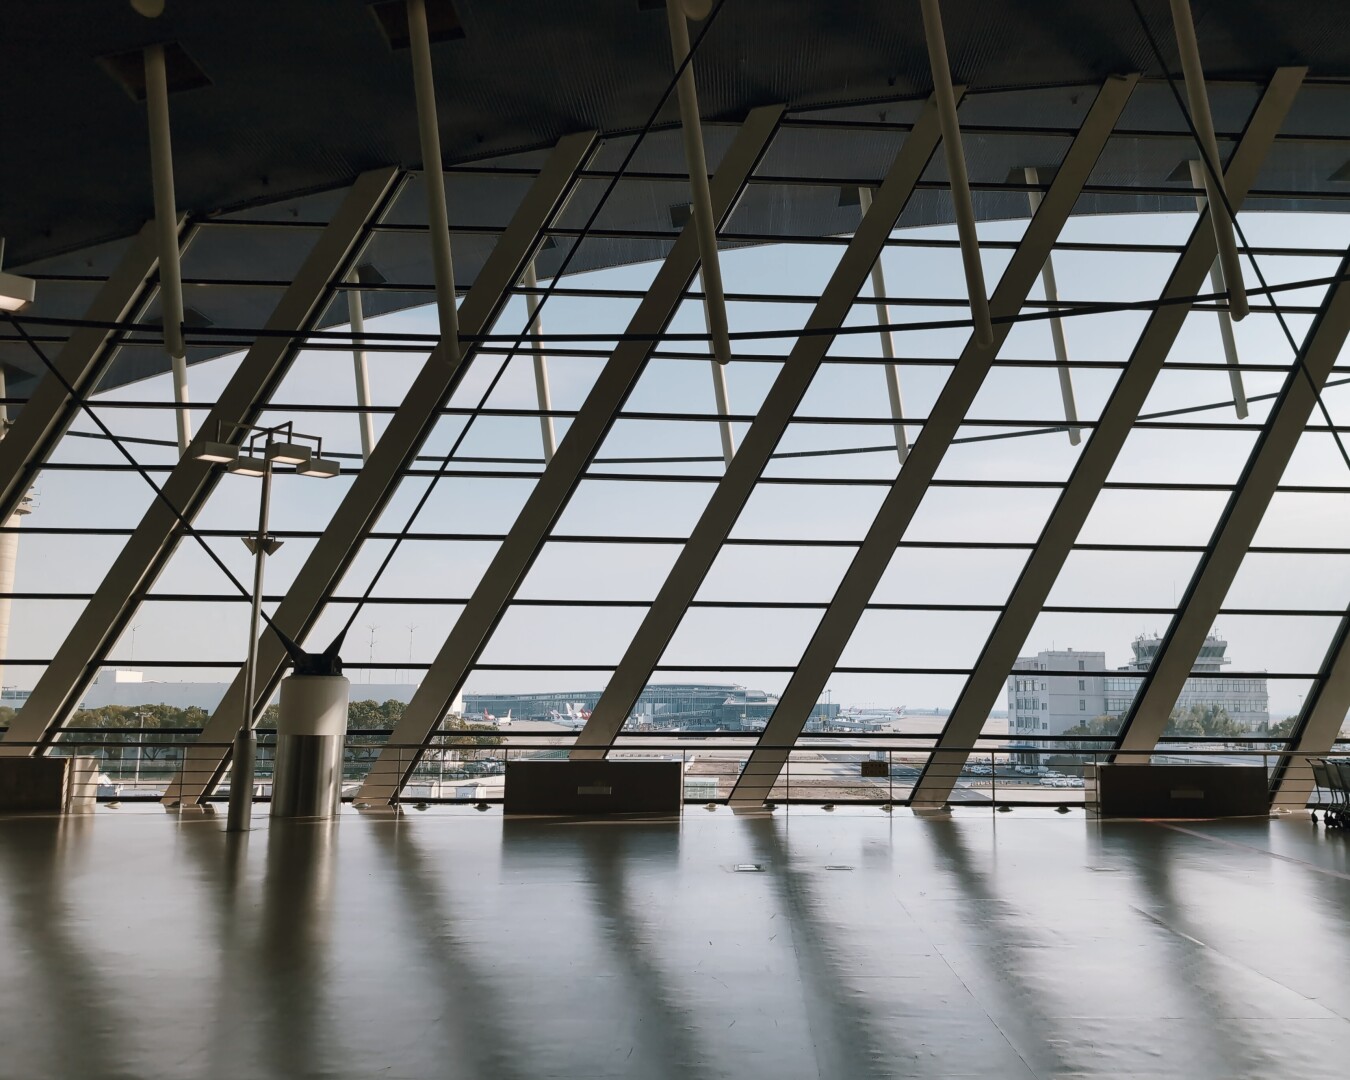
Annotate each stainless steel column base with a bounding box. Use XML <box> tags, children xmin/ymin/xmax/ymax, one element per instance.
<box><xmin>271</xmin><ymin>675</ymin><xmax>349</xmax><ymax>819</ymax></box>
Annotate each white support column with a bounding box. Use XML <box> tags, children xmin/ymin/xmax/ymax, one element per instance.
<box><xmin>667</xmin><ymin>2</ymin><xmax>737</xmax><ymax>465</ymax></box>
<box><xmin>355</xmin><ymin>107</ymin><xmax>784</xmax><ymax>805</ymax></box>
<box><xmin>856</xmin><ymin>187</ymin><xmax>909</xmax><ymax>464</ymax></box>
<box><xmin>708</xmin><ymin>347</ymin><xmax>736</xmax><ymax>466</ymax></box>
<box><xmin>570</xmin><ymin>93</ymin><xmax>954</xmax><ymax>762</ymax></box>
<box><xmin>408</xmin><ymin>0</ymin><xmax>461</xmax><ymax>361</ymax></box>
<box><xmin>522</xmin><ymin>261</ymin><xmax>557</xmax><ymax>463</ymax></box>
<box><xmin>1271</xmin><ymin>611</ymin><xmax>1350</xmax><ymax>810</ymax></box>
<box><xmin>144</xmin><ymin>43</ymin><xmax>192</xmax><ymax>456</ymax></box>
<box><xmin>347</xmin><ymin>282</ymin><xmax>377</xmax><ymax>460</ymax></box>
<box><xmin>906</xmin><ymin>69</ymin><xmax>1303</xmax><ymax>809</ymax></box>
<box><xmin>919</xmin><ymin>0</ymin><xmax>992</xmax><ymax>347</ymax></box>
<box><xmin>1025</xmin><ymin>167</ymin><xmax>1081</xmax><ymax>445</ymax></box>
<box><xmin>666</xmin><ymin>0</ymin><xmax>732</xmax><ymax>367</ymax></box>
<box><xmin>1170</xmin><ymin>0</ymin><xmax>1248</xmax><ymax>321</ymax></box>
<box><xmin>1189</xmin><ymin>159</ymin><xmax>1248</xmax><ymax>418</ymax></box>
<box><xmin>0</xmin><ymin>219</ymin><xmax>171</xmax><ymax>524</ymax></box>
<box><xmin>0</xmin><ymin>169</ymin><xmax>402</xmax><ymax>760</ymax></box>
<box><xmin>166</xmin><ymin>134</ymin><xmax>599</xmax><ymax>805</ymax></box>
<box><xmin>725</xmin><ymin>75</ymin><xmax>1139</xmax><ymax>807</ymax></box>
<box><xmin>0</xmin><ymin>365</ymin><xmax>27</xmax><ymax>697</ymax></box>
<box><xmin>1116</xmin><ymin>249</ymin><xmax>1350</xmax><ymax>757</ymax></box>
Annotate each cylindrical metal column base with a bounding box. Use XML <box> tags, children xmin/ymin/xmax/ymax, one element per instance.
<box><xmin>271</xmin><ymin>675</ymin><xmax>350</xmax><ymax>819</ymax></box>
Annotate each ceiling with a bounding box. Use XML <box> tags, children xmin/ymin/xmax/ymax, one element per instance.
<box><xmin>5</xmin><ymin>1</ymin><xmax>1350</xmax><ymax>396</ymax></box>
<box><xmin>6</xmin><ymin>0</ymin><xmax>1350</xmax><ymax>265</ymax></box>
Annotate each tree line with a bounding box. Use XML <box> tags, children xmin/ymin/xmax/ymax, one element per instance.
<box><xmin>0</xmin><ymin>699</ymin><xmax>500</xmax><ymax>764</ymax></box>
<box><xmin>1061</xmin><ymin>703</ymin><xmax>1296</xmax><ymax>745</ymax></box>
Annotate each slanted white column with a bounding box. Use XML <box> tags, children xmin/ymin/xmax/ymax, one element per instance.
<box><xmin>1024</xmin><ymin>167</ymin><xmax>1082</xmax><ymax>444</ymax></box>
<box><xmin>0</xmin><ymin>366</ymin><xmax>28</xmax><ymax>696</ymax></box>
<box><xmin>666</xmin><ymin>0</ymin><xmax>732</xmax><ymax>366</ymax></box>
<box><xmin>919</xmin><ymin>0</ymin><xmax>992</xmax><ymax>346</ymax></box>
<box><xmin>667</xmin><ymin>0</ymin><xmax>737</xmax><ymax>465</ymax></box>
<box><xmin>522</xmin><ymin>261</ymin><xmax>557</xmax><ymax>463</ymax></box>
<box><xmin>1170</xmin><ymin>0</ymin><xmax>1248</xmax><ymax>321</ymax></box>
<box><xmin>857</xmin><ymin>187</ymin><xmax>909</xmax><ymax>464</ymax></box>
<box><xmin>347</xmin><ymin>281</ymin><xmax>377</xmax><ymax>459</ymax></box>
<box><xmin>144</xmin><ymin>43</ymin><xmax>192</xmax><ymax>455</ymax></box>
<box><xmin>1188</xmin><ymin>160</ymin><xmax>1249</xmax><ymax>417</ymax></box>
<box><xmin>407</xmin><ymin>0</ymin><xmax>462</xmax><ymax>361</ymax></box>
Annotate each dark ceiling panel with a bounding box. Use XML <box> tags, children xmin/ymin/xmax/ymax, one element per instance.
<box><xmin>5</xmin><ymin>1</ymin><xmax>1350</xmax><ymax>265</ymax></box>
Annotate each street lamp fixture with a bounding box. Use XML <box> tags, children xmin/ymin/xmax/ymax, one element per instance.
<box><xmin>192</xmin><ymin>420</ymin><xmax>341</xmax><ymax>833</ymax></box>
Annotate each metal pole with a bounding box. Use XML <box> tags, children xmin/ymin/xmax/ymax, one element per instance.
<box><xmin>407</xmin><ymin>0</ymin><xmax>461</xmax><ymax>361</ymax></box>
<box><xmin>522</xmin><ymin>261</ymin><xmax>557</xmax><ymax>463</ymax></box>
<box><xmin>1170</xmin><ymin>0</ymin><xmax>1248</xmax><ymax>320</ymax></box>
<box><xmin>1025</xmin><ymin>168</ymin><xmax>1081</xmax><ymax>444</ymax></box>
<box><xmin>1188</xmin><ymin>160</ymin><xmax>1249</xmax><ymax>417</ymax></box>
<box><xmin>226</xmin><ymin>454</ymin><xmax>272</xmax><ymax>833</ymax></box>
<box><xmin>709</xmin><ymin>348</ymin><xmax>736</xmax><ymax>466</ymax></box>
<box><xmin>918</xmin><ymin>0</ymin><xmax>993</xmax><ymax>347</ymax></box>
<box><xmin>666</xmin><ymin>2</ymin><xmax>732</xmax><ymax>366</ymax></box>
<box><xmin>143</xmin><ymin>43</ymin><xmax>192</xmax><ymax>455</ymax></box>
<box><xmin>856</xmin><ymin>187</ymin><xmax>909</xmax><ymax>464</ymax></box>
<box><xmin>347</xmin><ymin>283</ymin><xmax>377</xmax><ymax>459</ymax></box>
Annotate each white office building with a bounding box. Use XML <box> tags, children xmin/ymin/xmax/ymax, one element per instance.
<box><xmin>1008</xmin><ymin>635</ymin><xmax>1269</xmax><ymax>740</ymax></box>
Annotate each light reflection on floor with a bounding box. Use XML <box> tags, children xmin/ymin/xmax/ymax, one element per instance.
<box><xmin>0</xmin><ymin>805</ymin><xmax>1347</xmax><ymax>1079</ymax></box>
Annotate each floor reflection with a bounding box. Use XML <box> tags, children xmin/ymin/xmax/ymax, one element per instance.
<box><xmin>0</xmin><ymin>816</ymin><xmax>128</xmax><ymax>1079</ymax></box>
<box><xmin>0</xmin><ymin>807</ymin><xmax>1347</xmax><ymax>1079</ymax></box>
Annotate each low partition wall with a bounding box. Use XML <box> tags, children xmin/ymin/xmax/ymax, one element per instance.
<box><xmin>503</xmin><ymin>760</ymin><xmax>683</xmax><ymax>815</ymax></box>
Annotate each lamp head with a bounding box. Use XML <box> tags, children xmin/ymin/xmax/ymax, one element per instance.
<box><xmin>226</xmin><ymin>454</ymin><xmax>268</xmax><ymax>477</ymax></box>
<box><xmin>194</xmin><ymin>441</ymin><xmax>239</xmax><ymax>464</ymax></box>
<box><xmin>265</xmin><ymin>441</ymin><xmax>312</xmax><ymax>466</ymax></box>
<box><xmin>296</xmin><ymin>457</ymin><xmax>340</xmax><ymax>478</ymax></box>
<box><xmin>0</xmin><ymin>270</ymin><xmax>36</xmax><ymax>313</ymax></box>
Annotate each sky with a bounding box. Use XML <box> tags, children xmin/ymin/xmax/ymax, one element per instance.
<box><xmin>8</xmin><ymin>204</ymin><xmax>1350</xmax><ymax>725</ymax></box>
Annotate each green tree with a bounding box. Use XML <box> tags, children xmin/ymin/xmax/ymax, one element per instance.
<box><xmin>1270</xmin><ymin>715</ymin><xmax>1299</xmax><ymax>738</ymax></box>
<box><xmin>1164</xmin><ymin>706</ymin><xmax>1204</xmax><ymax>737</ymax></box>
<box><xmin>1164</xmin><ymin>704</ymin><xmax>1244</xmax><ymax>738</ymax></box>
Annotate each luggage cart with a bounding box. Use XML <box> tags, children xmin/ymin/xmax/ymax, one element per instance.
<box><xmin>1310</xmin><ymin>758</ymin><xmax>1348</xmax><ymax>828</ymax></box>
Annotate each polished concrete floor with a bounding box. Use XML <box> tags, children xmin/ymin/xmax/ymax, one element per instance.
<box><xmin>1</xmin><ymin>806</ymin><xmax>1348</xmax><ymax>1080</ymax></box>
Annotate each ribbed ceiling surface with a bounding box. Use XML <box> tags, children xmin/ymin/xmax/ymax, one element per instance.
<box><xmin>6</xmin><ymin>0</ymin><xmax>1350</xmax><ymax>265</ymax></box>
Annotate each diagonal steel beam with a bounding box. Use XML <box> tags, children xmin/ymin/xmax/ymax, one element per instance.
<box><xmin>727</xmin><ymin>75</ymin><xmax>1140</xmax><ymax>807</ymax></box>
<box><xmin>1270</xmin><ymin>608</ymin><xmax>1350</xmax><ymax>810</ymax></box>
<box><xmin>0</xmin><ymin>218</ymin><xmax>179</xmax><ymax>523</ymax></box>
<box><xmin>1117</xmin><ymin>248</ymin><xmax>1350</xmax><ymax>757</ymax></box>
<box><xmin>355</xmin><ymin>105</ymin><xmax>785</xmax><ymax>804</ymax></box>
<box><xmin>906</xmin><ymin>67</ymin><xmax>1305</xmax><ymax>809</ymax></box>
<box><xmin>0</xmin><ymin>169</ymin><xmax>401</xmax><ymax>759</ymax></box>
<box><xmin>165</xmin><ymin>132</ymin><xmax>598</xmax><ymax>805</ymax></box>
<box><xmin>571</xmin><ymin>91</ymin><xmax>954</xmax><ymax>760</ymax></box>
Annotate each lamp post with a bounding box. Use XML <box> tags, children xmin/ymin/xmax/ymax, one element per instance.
<box><xmin>134</xmin><ymin>709</ymin><xmax>147</xmax><ymax>786</ymax></box>
<box><xmin>195</xmin><ymin>421</ymin><xmax>340</xmax><ymax>832</ymax></box>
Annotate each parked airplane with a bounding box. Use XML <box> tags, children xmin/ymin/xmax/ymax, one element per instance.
<box><xmin>548</xmin><ymin>703</ymin><xmax>592</xmax><ymax>729</ymax></box>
